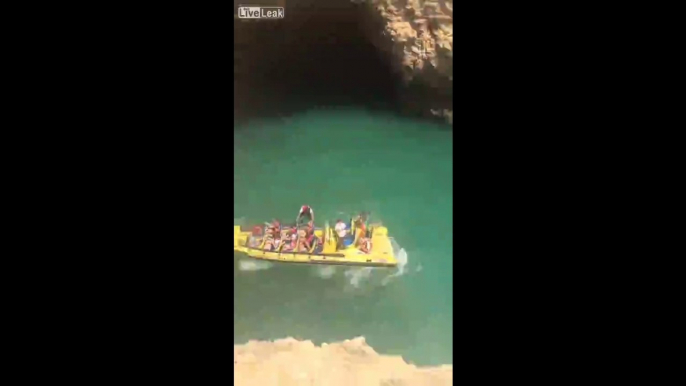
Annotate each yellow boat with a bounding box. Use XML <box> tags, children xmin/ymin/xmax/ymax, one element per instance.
<box><xmin>233</xmin><ymin>221</ymin><xmax>398</xmax><ymax>268</ymax></box>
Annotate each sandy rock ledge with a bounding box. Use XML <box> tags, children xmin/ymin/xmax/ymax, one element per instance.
<box><xmin>234</xmin><ymin>336</ymin><xmax>453</xmax><ymax>385</ymax></box>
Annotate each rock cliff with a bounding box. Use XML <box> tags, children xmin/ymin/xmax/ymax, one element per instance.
<box><xmin>234</xmin><ymin>336</ymin><xmax>453</xmax><ymax>385</ymax></box>
<box><xmin>358</xmin><ymin>0</ymin><xmax>453</xmax><ymax>123</ymax></box>
<box><xmin>233</xmin><ymin>0</ymin><xmax>453</xmax><ymax>125</ymax></box>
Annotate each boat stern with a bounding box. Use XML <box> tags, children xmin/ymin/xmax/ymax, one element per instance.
<box><xmin>234</xmin><ymin>225</ymin><xmax>249</xmax><ymax>249</ymax></box>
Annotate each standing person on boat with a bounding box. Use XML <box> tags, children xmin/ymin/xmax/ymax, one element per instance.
<box><xmin>296</xmin><ymin>205</ymin><xmax>314</xmax><ymax>227</ymax></box>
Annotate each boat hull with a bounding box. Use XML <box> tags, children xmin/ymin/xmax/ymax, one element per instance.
<box><xmin>233</xmin><ymin>225</ymin><xmax>397</xmax><ymax>268</ymax></box>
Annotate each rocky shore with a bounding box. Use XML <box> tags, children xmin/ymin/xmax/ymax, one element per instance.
<box><xmin>233</xmin><ymin>0</ymin><xmax>453</xmax><ymax>125</ymax></box>
<box><xmin>234</xmin><ymin>337</ymin><xmax>452</xmax><ymax>385</ymax></box>
<box><xmin>358</xmin><ymin>0</ymin><xmax>453</xmax><ymax>123</ymax></box>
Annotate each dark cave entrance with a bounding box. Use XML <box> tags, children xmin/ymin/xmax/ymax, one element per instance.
<box><xmin>234</xmin><ymin>0</ymin><xmax>402</xmax><ymax>125</ymax></box>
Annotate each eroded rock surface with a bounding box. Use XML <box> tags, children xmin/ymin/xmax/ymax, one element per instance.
<box><xmin>359</xmin><ymin>0</ymin><xmax>453</xmax><ymax>123</ymax></box>
<box><xmin>234</xmin><ymin>336</ymin><xmax>453</xmax><ymax>385</ymax></box>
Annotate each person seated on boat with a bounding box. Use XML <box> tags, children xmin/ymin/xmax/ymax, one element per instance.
<box><xmin>335</xmin><ymin>219</ymin><xmax>348</xmax><ymax>238</ymax></box>
<box><xmin>334</xmin><ymin>219</ymin><xmax>347</xmax><ymax>249</ymax></box>
<box><xmin>277</xmin><ymin>226</ymin><xmax>294</xmax><ymax>249</ymax></box>
<box><xmin>268</xmin><ymin>223</ymin><xmax>281</xmax><ymax>243</ymax></box>
<box><xmin>273</xmin><ymin>234</ymin><xmax>281</xmax><ymax>250</ymax></box>
<box><xmin>288</xmin><ymin>228</ymin><xmax>299</xmax><ymax>251</ymax></box>
<box><xmin>294</xmin><ymin>223</ymin><xmax>315</xmax><ymax>252</ymax></box>
<box><xmin>271</xmin><ymin>219</ymin><xmax>281</xmax><ymax>232</ymax></box>
<box><xmin>305</xmin><ymin>223</ymin><xmax>318</xmax><ymax>251</ymax></box>
<box><xmin>296</xmin><ymin>205</ymin><xmax>314</xmax><ymax>227</ymax></box>
<box><xmin>278</xmin><ymin>228</ymin><xmax>294</xmax><ymax>252</ymax></box>
<box><xmin>295</xmin><ymin>228</ymin><xmax>307</xmax><ymax>252</ymax></box>
<box><xmin>350</xmin><ymin>216</ymin><xmax>366</xmax><ymax>242</ymax></box>
<box><xmin>358</xmin><ymin>236</ymin><xmax>372</xmax><ymax>254</ymax></box>
<box><xmin>303</xmin><ymin>232</ymin><xmax>319</xmax><ymax>252</ymax></box>
<box><xmin>355</xmin><ymin>213</ymin><xmax>367</xmax><ymax>231</ymax></box>
<box><xmin>280</xmin><ymin>228</ymin><xmax>291</xmax><ymax>242</ymax></box>
<box><xmin>262</xmin><ymin>233</ymin><xmax>276</xmax><ymax>251</ymax></box>
<box><xmin>264</xmin><ymin>220</ymin><xmax>279</xmax><ymax>235</ymax></box>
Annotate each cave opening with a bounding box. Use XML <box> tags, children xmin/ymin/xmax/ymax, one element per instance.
<box><xmin>234</xmin><ymin>0</ymin><xmax>403</xmax><ymax>126</ymax></box>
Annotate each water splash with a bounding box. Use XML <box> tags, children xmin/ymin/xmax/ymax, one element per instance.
<box><xmin>344</xmin><ymin>267</ymin><xmax>374</xmax><ymax>288</ymax></box>
<box><xmin>381</xmin><ymin>246</ymin><xmax>409</xmax><ymax>286</ymax></box>
<box><xmin>313</xmin><ymin>265</ymin><xmax>337</xmax><ymax>279</ymax></box>
<box><xmin>238</xmin><ymin>259</ymin><xmax>273</xmax><ymax>271</ymax></box>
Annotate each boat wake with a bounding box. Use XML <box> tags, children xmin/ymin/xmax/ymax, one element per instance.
<box><xmin>235</xmin><ymin>215</ymin><xmax>412</xmax><ymax>286</ymax></box>
<box><xmin>344</xmin><ymin>267</ymin><xmax>375</xmax><ymax>288</ymax></box>
<box><xmin>381</xmin><ymin>247</ymin><xmax>408</xmax><ymax>286</ymax></box>
<box><xmin>313</xmin><ymin>266</ymin><xmax>337</xmax><ymax>279</ymax></box>
<box><xmin>238</xmin><ymin>259</ymin><xmax>273</xmax><ymax>271</ymax></box>
<box><xmin>309</xmin><ymin>239</ymin><xmax>410</xmax><ymax>289</ymax></box>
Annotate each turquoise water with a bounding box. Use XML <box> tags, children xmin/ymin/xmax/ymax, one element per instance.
<box><xmin>234</xmin><ymin>108</ymin><xmax>453</xmax><ymax>366</ymax></box>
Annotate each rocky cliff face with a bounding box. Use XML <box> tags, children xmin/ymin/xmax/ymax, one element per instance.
<box><xmin>358</xmin><ymin>0</ymin><xmax>453</xmax><ymax>123</ymax></box>
<box><xmin>233</xmin><ymin>0</ymin><xmax>453</xmax><ymax>125</ymax></box>
<box><xmin>234</xmin><ymin>337</ymin><xmax>453</xmax><ymax>385</ymax></box>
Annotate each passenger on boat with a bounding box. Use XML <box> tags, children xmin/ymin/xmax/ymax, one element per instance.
<box><xmin>296</xmin><ymin>205</ymin><xmax>314</xmax><ymax>227</ymax></box>
<box><xmin>294</xmin><ymin>224</ymin><xmax>314</xmax><ymax>252</ymax></box>
<box><xmin>261</xmin><ymin>224</ymin><xmax>275</xmax><ymax>247</ymax></box>
<box><xmin>277</xmin><ymin>228</ymin><xmax>293</xmax><ymax>252</ymax></box>
<box><xmin>265</xmin><ymin>220</ymin><xmax>279</xmax><ymax>234</ymax></box>
<box><xmin>351</xmin><ymin>216</ymin><xmax>367</xmax><ymax>242</ymax></box>
<box><xmin>288</xmin><ymin>228</ymin><xmax>298</xmax><ymax>251</ymax></box>
<box><xmin>278</xmin><ymin>227</ymin><xmax>292</xmax><ymax>249</ymax></box>
<box><xmin>355</xmin><ymin>213</ymin><xmax>367</xmax><ymax>230</ymax></box>
<box><xmin>334</xmin><ymin>219</ymin><xmax>348</xmax><ymax>249</ymax></box>
<box><xmin>295</xmin><ymin>228</ymin><xmax>307</xmax><ymax>252</ymax></box>
<box><xmin>263</xmin><ymin>233</ymin><xmax>276</xmax><ymax>251</ymax></box>
<box><xmin>306</xmin><ymin>223</ymin><xmax>317</xmax><ymax>251</ymax></box>
<box><xmin>358</xmin><ymin>236</ymin><xmax>372</xmax><ymax>254</ymax></box>
<box><xmin>335</xmin><ymin>219</ymin><xmax>348</xmax><ymax>238</ymax></box>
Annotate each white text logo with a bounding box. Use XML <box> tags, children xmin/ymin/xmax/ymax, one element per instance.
<box><xmin>237</xmin><ymin>6</ymin><xmax>285</xmax><ymax>19</ymax></box>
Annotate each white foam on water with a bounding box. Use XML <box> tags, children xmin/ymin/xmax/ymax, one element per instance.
<box><xmin>344</xmin><ymin>267</ymin><xmax>374</xmax><ymax>288</ymax></box>
<box><xmin>238</xmin><ymin>259</ymin><xmax>273</xmax><ymax>271</ymax></box>
<box><xmin>313</xmin><ymin>265</ymin><xmax>337</xmax><ymax>279</ymax></box>
<box><xmin>381</xmin><ymin>247</ymin><xmax>409</xmax><ymax>286</ymax></box>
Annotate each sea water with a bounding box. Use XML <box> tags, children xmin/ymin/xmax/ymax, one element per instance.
<box><xmin>234</xmin><ymin>108</ymin><xmax>453</xmax><ymax>366</ymax></box>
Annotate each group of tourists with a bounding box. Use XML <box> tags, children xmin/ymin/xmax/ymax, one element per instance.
<box><xmin>250</xmin><ymin>206</ymin><xmax>371</xmax><ymax>254</ymax></box>
<box><xmin>250</xmin><ymin>205</ymin><xmax>319</xmax><ymax>252</ymax></box>
<box><xmin>334</xmin><ymin>212</ymin><xmax>372</xmax><ymax>254</ymax></box>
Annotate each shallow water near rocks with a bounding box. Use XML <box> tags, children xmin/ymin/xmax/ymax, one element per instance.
<box><xmin>234</xmin><ymin>108</ymin><xmax>452</xmax><ymax>365</ymax></box>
